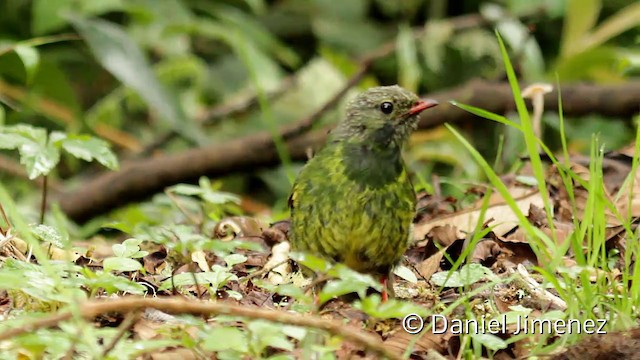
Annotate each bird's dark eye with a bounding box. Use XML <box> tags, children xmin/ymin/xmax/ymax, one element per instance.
<box><xmin>380</xmin><ymin>101</ymin><xmax>394</xmax><ymax>114</ymax></box>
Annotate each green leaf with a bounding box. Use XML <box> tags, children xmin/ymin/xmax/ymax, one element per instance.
<box><xmin>198</xmin><ymin>4</ymin><xmax>299</xmax><ymax>68</ymax></box>
<box><xmin>503</xmin><ymin>306</ymin><xmax>533</xmax><ymax>324</ymax></box>
<box><xmin>0</xmin><ymin>270</ymin><xmax>32</xmax><ymax>291</ymax></box>
<box><xmin>22</xmin><ymin>142</ymin><xmax>59</xmax><ymax>179</ymax></box>
<box><xmin>112</xmin><ymin>238</ymin><xmax>147</xmax><ymax>258</ymax></box>
<box><xmin>319</xmin><ymin>265</ymin><xmax>381</xmax><ymax>304</ymax></box>
<box><xmin>289</xmin><ymin>252</ymin><xmax>332</xmax><ymax>273</ymax></box>
<box><xmin>0</xmin><ymin>125</ymin><xmax>65</xmax><ymax>178</ymax></box>
<box><xmin>159</xmin><ymin>268</ymin><xmax>237</xmax><ymax>291</ymax></box>
<box><xmin>256</xmin><ymin>282</ymin><xmax>309</xmax><ymax>301</ymax></box>
<box><xmin>354</xmin><ymin>295</ymin><xmax>429</xmax><ymax>319</ymax></box>
<box><xmin>103</xmin><ymin>257</ymin><xmax>143</xmax><ymax>272</ymax></box>
<box><xmin>85</xmin><ymin>90</ymin><xmax>125</xmax><ymax>128</ymax></box>
<box><xmin>328</xmin><ymin>264</ymin><xmax>382</xmax><ymax>290</ymax></box>
<box><xmin>0</xmin><ymin>259</ymin><xmax>85</xmax><ymax>303</ymax></box>
<box><xmin>201</xmin><ymin>327</ymin><xmax>248</xmax><ymax>352</ymax></box>
<box><xmin>111</xmin><ymin>243</ymin><xmax>126</xmax><ymax>258</ymax></box>
<box><xmin>70</xmin><ymin>17</ymin><xmax>202</xmax><ymax>143</ymax></box>
<box><xmin>560</xmin><ymin>0</ymin><xmax>601</xmax><ymax>57</ymax></box>
<box><xmin>170</xmin><ymin>184</ymin><xmax>203</xmax><ymax>196</ymax></box>
<box><xmin>318</xmin><ymin>279</ymin><xmax>365</xmax><ymax>304</ymax></box>
<box><xmin>81</xmin><ymin>268</ymin><xmax>146</xmax><ymax>294</ymax></box>
<box><xmin>60</xmin><ymin>135</ymin><xmax>118</xmax><ymax>169</ymax></box>
<box><xmin>31</xmin><ymin>224</ymin><xmax>69</xmax><ymax>248</ymax></box>
<box><xmin>202</xmin><ymin>191</ymin><xmax>241</xmax><ymax>205</ymax></box>
<box><xmin>13</xmin><ymin>45</ymin><xmax>40</xmax><ymax>84</ymax></box>
<box><xmin>539</xmin><ymin>310</ymin><xmax>566</xmax><ymax>320</ymax></box>
<box><xmin>243</xmin><ymin>0</ymin><xmax>266</xmax><ymax>14</ymax></box>
<box><xmin>554</xmin><ymin>47</ymin><xmax>626</xmax><ymax>82</ymax></box>
<box><xmin>281</xmin><ymin>325</ymin><xmax>307</xmax><ymax>341</ymax></box>
<box><xmin>32</xmin><ymin>0</ymin><xmax>72</xmax><ymax>35</ymax></box>
<box><xmin>224</xmin><ymin>254</ymin><xmax>247</xmax><ymax>268</ymax></box>
<box><xmin>32</xmin><ymin>0</ymin><xmax>124</xmax><ymax>35</ymax></box>
<box><xmin>247</xmin><ymin>320</ymin><xmax>294</xmax><ymax>352</ymax></box>
<box><xmin>0</xmin><ymin>133</ymin><xmax>26</xmax><ymax>150</ymax></box>
<box><xmin>430</xmin><ymin>264</ymin><xmax>496</xmax><ymax>287</ymax></box>
<box><xmin>469</xmin><ymin>332</ymin><xmax>508</xmax><ymax>351</ymax></box>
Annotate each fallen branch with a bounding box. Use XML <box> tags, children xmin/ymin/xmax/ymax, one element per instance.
<box><xmin>417</xmin><ymin>79</ymin><xmax>640</xmax><ymax>129</ymax></box>
<box><xmin>57</xmin><ymin>80</ymin><xmax>640</xmax><ymax>223</ymax></box>
<box><xmin>0</xmin><ymin>297</ymin><xmax>401</xmax><ymax>360</ymax></box>
<box><xmin>513</xmin><ymin>264</ymin><xmax>567</xmax><ymax>310</ymax></box>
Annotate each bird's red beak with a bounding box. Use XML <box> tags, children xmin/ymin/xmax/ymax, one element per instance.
<box><xmin>408</xmin><ymin>99</ymin><xmax>439</xmax><ymax>116</ymax></box>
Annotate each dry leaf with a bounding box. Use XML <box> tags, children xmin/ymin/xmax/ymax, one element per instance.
<box><xmin>143</xmin><ymin>247</ymin><xmax>168</xmax><ymax>274</ymax></box>
<box><xmin>384</xmin><ymin>325</ymin><xmax>454</xmax><ymax>356</ymax></box>
<box><xmin>415</xmin><ymin>247</ymin><xmax>447</xmax><ymax>281</ymax></box>
<box><xmin>470</xmin><ymin>240</ymin><xmax>501</xmax><ymax>264</ymax></box>
<box><xmin>428</xmin><ymin>225</ymin><xmax>460</xmax><ymax>247</ymax></box>
<box><xmin>191</xmin><ymin>250</ymin><xmax>210</xmax><ymax>272</ymax></box>
<box><xmin>414</xmin><ymin>190</ymin><xmax>545</xmax><ymax>240</ymax></box>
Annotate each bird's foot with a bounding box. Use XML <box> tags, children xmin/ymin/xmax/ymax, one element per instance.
<box><xmin>381</xmin><ymin>276</ymin><xmax>388</xmax><ymax>303</ymax></box>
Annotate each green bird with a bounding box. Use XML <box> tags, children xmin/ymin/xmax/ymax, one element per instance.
<box><xmin>288</xmin><ymin>85</ymin><xmax>438</xmax><ymax>301</ymax></box>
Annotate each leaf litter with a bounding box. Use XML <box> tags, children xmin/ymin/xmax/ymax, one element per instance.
<box><xmin>1</xmin><ymin>147</ymin><xmax>640</xmax><ymax>359</ymax></box>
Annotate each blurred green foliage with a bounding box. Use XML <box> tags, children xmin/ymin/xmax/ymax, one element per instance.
<box><xmin>0</xmin><ymin>0</ymin><xmax>638</xmax><ymax>213</ymax></box>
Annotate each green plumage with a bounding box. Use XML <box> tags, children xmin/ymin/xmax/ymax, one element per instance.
<box><xmin>289</xmin><ymin>142</ymin><xmax>415</xmax><ymax>275</ymax></box>
<box><xmin>289</xmin><ymin>86</ymin><xmax>437</xmax><ymax>280</ymax></box>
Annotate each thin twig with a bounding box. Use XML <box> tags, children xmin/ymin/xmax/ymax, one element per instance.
<box><xmin>301</xmin><ymin>273</ymin><xmax>331</xmax><ymax>295</ymax></box>
<box><xmin>0</xmin><ymin>202</ymin><xmax>9</xmax><ymax>236</ymax></box>
<box><xmin>0</xmin><ymin>297</ymin><xmax>401</xmax><ymax>360</ymax></box>
<box><xmin>164</xmin><ymin>189</ymin><xmax>202</xmax><ymax>226</ymax></box>
<box><xmin>101</xmin><ymin>310</ymin><xmax>139</xmax><ymax>358</ymax></box>
<box><xmin>240</xmin><ymin>258</ymin><xmax>290</xmax><ymax>283</ymax></box>
<box><xmin>280</xmin><ymin>64</ymin><xmax>372</xmax><ymax>141</ymax></box>
<box><xmin>190</xmin><ymin>262</ymin><xmax>204</xmax><ymax>300</ymax></box>
<box><xmin>200</xmin><ymin>76</ymin><xmax>297</xmax><ymax>125</ymax></box>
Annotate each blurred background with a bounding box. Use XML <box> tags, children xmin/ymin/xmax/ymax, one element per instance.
<box><xmin>0</xmin><ymin>0</ymin><xmax>639</xmax><ymax>225</ymax></box>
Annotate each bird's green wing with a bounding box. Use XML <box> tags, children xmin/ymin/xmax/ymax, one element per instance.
<box><xmin>287</xmin><ymin>181</ymin><xmax>298</xmax><ymax>211</ymax></box>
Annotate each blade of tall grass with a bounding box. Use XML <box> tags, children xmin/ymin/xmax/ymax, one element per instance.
<box><xmin>496</xmin><ymin>32</ymin><xmax>558</xmax><ymax>242</ymax></box>
<box><xmin>446</xmin><ymin>124</ymin><xmax>555</xmax><ymax>260</ymax></box>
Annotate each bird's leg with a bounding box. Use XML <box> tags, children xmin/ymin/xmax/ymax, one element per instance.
<box><xmin>381</xmin><ymin>275</ymin><xmax>389</xmax><ymax>303</ymax></box>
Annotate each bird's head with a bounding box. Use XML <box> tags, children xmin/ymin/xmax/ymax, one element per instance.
<box><xmin>331</xmin><ymin>85</ymin><xmax>438</xmax><ymax>149</ymax></box>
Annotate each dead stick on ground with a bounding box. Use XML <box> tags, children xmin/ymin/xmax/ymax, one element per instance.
<box><xmin>0</xmin><ymin>297</ymin><xmax>402</xmax><ymax>360</ymax></box>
